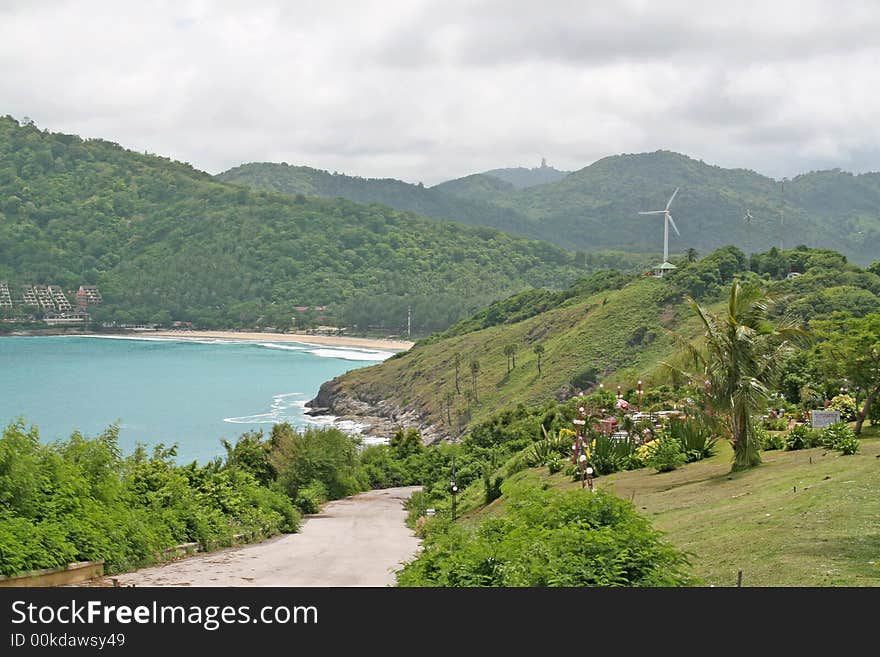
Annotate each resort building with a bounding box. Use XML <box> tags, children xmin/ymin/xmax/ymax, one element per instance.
<box><xmin>75</xmin><ymin>285</ymin><xmax>103</xmax><ymax>308</ymax></box>
<box><xmin>49</xmin><ymin>285</ymin><xmax>72</xmax><ymax>311</ymax></box>
<box><xmin>0</xmin><ymin>281</ymin><xmax>12</xmax><ymax>308</ymax></box>
<box><xmin>21</xmin><ymin>285</ymin><xmax>39</xmax><ymax>307</ymax></box>
<box><xmin>44</xmin><ymin>311</ymin><xmax>90</xmax><ymax>326</ymax></box>
<box><xmin>33</xmin><ymin>285</ymin><xmax>56</xmax><ymax>311</ymax></box>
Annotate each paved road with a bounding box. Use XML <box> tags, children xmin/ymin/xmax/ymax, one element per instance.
<box><xmin>110</xmin><ymin>487</ymin><xmax>421</xmax><ymax>587</ymax></box>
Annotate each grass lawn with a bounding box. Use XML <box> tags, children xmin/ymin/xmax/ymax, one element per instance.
<box><xmin>483</xmin><ymin>424</ymin><xmax>880</xmax><ymax>586</ymax></box>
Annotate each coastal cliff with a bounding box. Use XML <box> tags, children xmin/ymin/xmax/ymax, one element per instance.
<box><xmin>307</xmin><ymin>377</ymin><xmax>446</xmax><ymax>445</ymax></box>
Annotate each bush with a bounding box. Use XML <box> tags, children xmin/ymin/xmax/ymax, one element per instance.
<box><xmin>643</xmin><ymin>437</ymin><xmax>686</xmax><ymax>473</ymax></box>
<box><xmin>756</xmin><ymin>426</ymin><xmax>785</xmax><ymax>451</ymax></box>
<box><xmin>293</xmin><ymin>481</ymin><xmax>328</xmax><ymax>515</ymax></box>
<box><xmin>762</xmin><ymin>417</ymin><xmax>788</xmax><ymax>431</ymax></box>
<box><xmin>829</xmin><ymin>394</ymin><xmax>858</xmax><ymax>422</ymax></box>
<box><xmin>820</xmin><ymin>422</ymin><xmax>860</xmax><ymax>455</ymax></box>
<box><xmin>589</xmin><ymin>432</ymin><xmax>638</xmax><ymax>475</ymax></box>
<box><xmin>396</xmin><ymin>486</ymin><xmax>692</xmax><ymax>587</ymax></box>
<box><xmin>784</xmin><ymin>424</ymin><xmax>818</xmax><ymax>451</ymax></box>
<box><xmin>666</xmin><ymin>418</ymin><xmax>717</xmax><ymax>462</ymax></box>
<box><xmin>570</xmin><ymin>367</ymin><xmax>599</xmax><ymax>390</ymax></box>
<box><xmin>0</xmin><ymin>422</ymin><xmax>300</xmax><ymax>578</ymax></box>
<box><xmin>869</xmin><ymin>400</ymin><xmax>880</xmax><ymax>426</ymax></box>
<box><xmin>483</xmin><ymin>470</ymin><xmax>503</xmax><ymax>505</ymax></box>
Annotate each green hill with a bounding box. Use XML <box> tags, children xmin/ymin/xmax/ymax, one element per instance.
<box><xmin>216</xmin><ymin>162</ymin><xmax>539</xmax><ymax>240</ymax></box>
<box><xmin>310</xmin><ymin>246</ymin><xmax>880</xmax><ymax>440</ymax></box>
<box><xmin>458</xmin><ymin>151</ymin><xmax>880</xmax><ymax>265</ymax></box>
<box><xmin>225</xmin><ymin>152</ymin><xmax>880</xmax><ymax>266</ymax></box>
<box><xmin>0</xmin><ymin>116</ymin><xmax>581</xmax><ymax>332</ymax></box>
<box><xmin>483</xmin><ymin>161</ymin><xmax>570</xmax><ymax>188</ymax></box>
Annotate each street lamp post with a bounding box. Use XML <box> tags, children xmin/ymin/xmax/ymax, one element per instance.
<box><xmin>637</xmin><ymin>380</ymin><xmax>644</xmax><ymax>411</ymax></box>
<box><xmin>571</xmin><ymin>405</ymin><xmax>594</xmax><ymax>492</ymax></box>
<box><xmin>450</xmin><ymin>455</ymin><xmax>458</xmax><ymax>521</ymax></box>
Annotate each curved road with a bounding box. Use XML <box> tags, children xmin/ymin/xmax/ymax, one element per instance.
<box><xmin>109</xmin><ymin>487</ymin><xmax>421</xmax><ymax>587</ymax></box>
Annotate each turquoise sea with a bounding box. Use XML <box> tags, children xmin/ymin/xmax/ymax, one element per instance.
<box><xmin>0</xmin><ymin>335</ymin><xmax>390</xmax><ymax>463</ymax></box>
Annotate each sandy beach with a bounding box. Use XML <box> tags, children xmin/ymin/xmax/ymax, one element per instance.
<box><xmin>145</xmin><ymin>329</ymin><xmax>414</xmax><ymax>352</ymax></box>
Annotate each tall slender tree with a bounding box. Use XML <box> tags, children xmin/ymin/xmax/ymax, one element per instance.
<box><xmin>453</xmin><ymin>353</ymin><xmax>461</xmax><ymax>395</ymax></box>
<box><xmin>534</xmin><ymin>343</ymin><xmax>545</xmax><ymax>374</ymax></box>
<box><xmin>503</xmin><ymin>344</ymin><xmax>515</xmax><ymax>373</ymax></box>
<box><xmin>675</xmin><ymin>281</ymin><xmax>806</xmax><ymax>471</ymax></box>
<box><xmin>470</xmin><ymin>358</ymin><xmax>480</xmax><ymax>403</ymax></box>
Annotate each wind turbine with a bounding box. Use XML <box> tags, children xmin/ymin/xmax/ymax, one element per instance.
<box><xmin>639</xmin><ymin>187</ymin><xmax>680</xmax><ymax>268</ymax></box>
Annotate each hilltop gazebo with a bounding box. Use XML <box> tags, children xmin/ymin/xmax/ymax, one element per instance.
<box><xmin>652</xmin><ymin>261</ymin><xmax>677</xmax><ymax>278</ymax></box>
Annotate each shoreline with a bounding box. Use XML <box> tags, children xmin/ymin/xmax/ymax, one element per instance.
<box><xmin>144</xmin><ymin>329</ymin><xmax>414</xmax><ymax>352</ymax></box>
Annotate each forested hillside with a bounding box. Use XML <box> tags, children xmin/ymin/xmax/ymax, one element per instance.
<box><xmin>440</xmin><ymin>151</ymin><xmax>880</xmax><ymax>265</ymax></box>
<box><xmin>0</xmin><ymin>117</ymin><xmax>580</xmax><ymax>332</ymax></box>
<box><xmin>216</xmin><ymin>162</ymin><xmax>538</xmax><ymax>240</ymax></box>
<box><xmin>312</xmin><ymin>246</ymin><xmax>880</xmax><ymax>438</ymax></box>
<box><xmin>226</xmin><ymin>152</ymin><xmax>880</xmax><ymax>266</ymax></box>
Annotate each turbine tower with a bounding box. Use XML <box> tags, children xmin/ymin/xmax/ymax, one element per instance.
<box><xmin>639</xmin><ymin>188</ymin><xmax>681</xmax><ymax>273</ymax></box>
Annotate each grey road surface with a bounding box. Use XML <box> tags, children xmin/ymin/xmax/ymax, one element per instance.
<box><xmin>110</xmin><ymin>486</ymin><xmax>421</xmax><ymax>587</ymax></box>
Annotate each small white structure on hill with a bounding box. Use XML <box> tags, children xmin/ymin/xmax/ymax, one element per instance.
<box><xmin>652</xmin><ymin>262</ymin><xmax>677</xmax><ymax>278</ymax></box>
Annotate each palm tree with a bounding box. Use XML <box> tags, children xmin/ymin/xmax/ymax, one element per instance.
<box><xmin>470</xmin><ymin>358</ymin><xmax>480</xmax><ymax>403</ymax></box>
<box><xmin>686</xmin><ymin>247</ymin><xmax>699</xmax><ymax>263</ymax></box>
<box><xmin>534</xmin><ymin>344</ymin><xmax>545</xmax><ymax>374</ymax></box>
<box><xmin>676</xmin><ymin>281</ymin><xmax>805</xmax><ymax>471</ymax></box>
<box><xmin>503</xmin><ymin>344</ymin><xmax>515</xmax><ymax>373</ymax></box>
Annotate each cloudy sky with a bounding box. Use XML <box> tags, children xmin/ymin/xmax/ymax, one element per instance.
<box><xmin>2</xmin><ymin>0</ymin><xmax>879</xmax><ymax>184</ymax></box>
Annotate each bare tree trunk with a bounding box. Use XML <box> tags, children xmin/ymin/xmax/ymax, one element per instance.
<box><xmin>855</xmin><ymin>385</ymin><xmax>879</xmax><ymax>435</ymax></box>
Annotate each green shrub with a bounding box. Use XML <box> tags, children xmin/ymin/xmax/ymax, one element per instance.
<box><xmin>293</xmin><ymin>481</ymin><xmax>328</xmax><ymax>515</ymax></box>
<box><xmin>589</xmin><ymin>432</ymin><xmax>638</xmax><ymax>475</ymax></box>
<box><xmin>820</xmin><ymin>422</ymin><xmax>860</xmax><ymax>455</ymax></box>
<box><xmin>784</xmin><ymin>424</ymin><xmax>818</xmax><ymax>451</ymax></box>
<box><xmin>644</xmin><ymin>437</ymin><xmax>686</xmax><ymax>473</ymax></box>
<box><xmin>483</xmin><ymin>470</ymin><xmax>503</xmax><ymax>505</ymax></box>
<box><xmin>762</xmin><ymin>417</ymin><xmax>788</xmax><ymax>431</ymax></box>
<box><xmin>396</xmin><ymin>486</ymin><xmax>692</xmax><ymax>587</ymax></box>
<box><xmin>870</xmin><ymin>400</ymin><xmax>880</xmax><ymax>426</ymax></box>
<box><xmin>756</xmin><ymin>426</ymin><xmax>785</xmax><ymax>451</ymax></box>
<box><xmin>0</xmin><ymin>421</ymin><xmax>300</xmax><ymax>578</ymax></box>
<box><xmin>829</xmin><ymin>394</ymin><xmax>858</xmax><ymax>422</ymax></box>
<box><xmin>666</xmin><ymin>418</ymin><xmax>717</xmax><ymax>462</ymax></box>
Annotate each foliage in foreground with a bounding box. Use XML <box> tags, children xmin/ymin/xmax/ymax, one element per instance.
<box><xmin>0</xmin><ymin>422</ymin><xmax>300</xmax><ymax>577</ymax></box>
<box><xmin>396</xmin><ymin>485</ymin><xmax>692</xmax><ymax>587</ymax></box>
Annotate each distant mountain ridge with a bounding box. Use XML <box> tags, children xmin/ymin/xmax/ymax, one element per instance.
<box><xmin>221</xmin><ymin>151</ymin><xmax>880</xmax><ymax>265</ymax></box>
<box><xmin>482</xmin><ymin>159</ymin><xmax>570</xmax><ymax>188</ymax></box>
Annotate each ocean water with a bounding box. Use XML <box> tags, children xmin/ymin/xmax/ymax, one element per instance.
<box><xmin>0</xmin><ymin>335</ymin><xmax>390</xmax><ymax>463</ymax></box>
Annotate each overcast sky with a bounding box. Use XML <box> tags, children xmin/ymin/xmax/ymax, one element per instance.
<box><xmin>2</xmin><ymin>0</ymin><xmax>879</xmax><ymax>184</ymax></box>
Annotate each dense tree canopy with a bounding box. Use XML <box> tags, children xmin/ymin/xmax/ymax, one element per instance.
<box><xmin>0</xmin><ymin>117</ymin><xmax>579</xmax><ymax>332</ymax></box>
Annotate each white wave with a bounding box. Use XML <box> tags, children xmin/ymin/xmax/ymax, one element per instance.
<box><xmin>306</xmin><ymin>347</ymin><xmax>392</xmax><ymax>362</ymax></box>
<box><xmin>223</xmin><ymin>392</ymin><xmax>306</xmax><ymax>424</ymax></box>
<box><xmin>82</xmin><ymin>334</ymin><xmax>237</xmax><ymax>345</ymax></box>
<box><xmin>257</xmin><ymin>343</ymin><xmax>305</xmax><ymax>351</ymax></box>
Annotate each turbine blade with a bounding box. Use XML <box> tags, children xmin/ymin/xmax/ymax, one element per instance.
<box><xmin>665</xmin><ymin>187</ymin><xmax>679</xmax><ymax>211</ymax></box>
<box><xmin>638</xmin><ymin>210</ymin><xmax>665</xmax><ymax>215</ymax></box>
<box><xmin>667</xmin><ymin>213</ymin><xmax>680</xmax><ymax>236</ymax></box>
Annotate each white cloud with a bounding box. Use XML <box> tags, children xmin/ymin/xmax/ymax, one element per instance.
<box><xmin>1</xmin><ymin>0</ymin><xmax>879</xmax><ymax>184</ymax></box>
